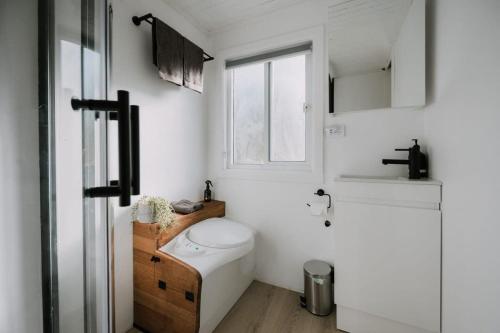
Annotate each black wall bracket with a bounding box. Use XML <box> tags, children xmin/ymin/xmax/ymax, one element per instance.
<box><xmin>314</xmin><ymin>189</ymin><xmax>332</xmax><ymax>209</ymax></box>
<box><xmin>132</xmin><ymin>13</ymin><xmax>153</xmax><ymax>25</ymax></box>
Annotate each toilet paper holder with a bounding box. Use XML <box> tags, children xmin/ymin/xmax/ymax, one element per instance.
<box><xmin>306</xmin><ymin>189</ymin><xmax>332</xmax><ymax>209</ymax></box>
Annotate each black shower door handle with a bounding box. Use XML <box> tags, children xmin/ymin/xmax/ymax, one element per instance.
<box><xmin>130</xmin><ymin>105</ymin><xmax>140</xmax><ymax>195</ymax></box>
<box><xmin>109</xmin><ymin>104</ymin><xmax>140</xmax><ymax>196</ymax></box>
<box><xmin>71</xmin><ymin>90</ymin><xmax>134</xmax><ymax>207</ymax></box>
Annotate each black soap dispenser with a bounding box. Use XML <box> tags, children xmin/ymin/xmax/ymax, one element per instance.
<box><xmin>204</xmin><ymin>180</ymin><xmax>213</xmax><ymax>202</ymax></box>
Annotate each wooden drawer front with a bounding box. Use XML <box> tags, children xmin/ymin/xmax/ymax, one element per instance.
<box><xmin>134</xmin><ymin>302</ymin><xmax>172</xmax><ymax>333</ymax></box>
<box><xmin>135</xmin><ymin>289</ymin><xmax>197</xmax><ymax>333</ymax></box>
<box><xmin>155</xmin><ymin>254</ymin><xmax>200</xmax><ymax>295</ymax></box>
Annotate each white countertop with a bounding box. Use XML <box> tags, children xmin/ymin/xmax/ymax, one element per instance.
<box><xmin>335</xmin><ymin>175</ymin><xmax>442</xmax><ymax>186</ymax></box>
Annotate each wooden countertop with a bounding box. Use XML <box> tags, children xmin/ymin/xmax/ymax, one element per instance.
<box><xmin>133</xmin><ymin>200</ymin><xmax>225</xmax><ymax>251</ymax></box>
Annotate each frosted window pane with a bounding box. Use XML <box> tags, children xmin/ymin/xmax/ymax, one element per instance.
<box><xmin>270</xmin><ymin>55</ymin><xmax>306</xmax><ymax>161</ymax></box>
<box><xmin>232</xmin><ymin>63</ymin><xmax>266</xmax><ymax>164</ymax></box>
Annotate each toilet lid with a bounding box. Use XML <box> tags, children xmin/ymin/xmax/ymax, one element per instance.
<box><xmin>186</xmin><ymin>218</ymin><xmax>254</xmax><ymax>249</ymax></box>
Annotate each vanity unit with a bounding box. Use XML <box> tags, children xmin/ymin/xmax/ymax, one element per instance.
<box><xmin>334</xmin><ymin>176</ymin><xmax>441</xmax><ymax>333</ymax></box>
<box><xmin>133</xmin><ymin>201</ymin><xmax>225</xmax><ymax>333</ymax></box>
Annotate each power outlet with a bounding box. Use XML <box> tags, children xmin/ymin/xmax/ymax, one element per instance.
<box><xmin>325</xmin><ymin>125</ymin><xmax>345</xmax><ymax>137</ymax></box>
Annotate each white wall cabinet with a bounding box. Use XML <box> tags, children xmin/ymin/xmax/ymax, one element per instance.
<box><xmin>391</xmin><ymin>0</ymin><xmax>426</xmax><ymax>108</ymax></box>
<box><xmin>334</xmin><ymin>176</ymin><xmax>441</xmax><ymax>333</ymax></box>
<box><xmin>329</xmin><ymin>0</ymin><xmax>426</xmax><ymax>112</ymax></box>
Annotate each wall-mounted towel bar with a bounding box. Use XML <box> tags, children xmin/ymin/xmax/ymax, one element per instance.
<box><xmin>132</xmin><ymin>13</ymin><xmax>214</xmax><ymax>62</ymax></box>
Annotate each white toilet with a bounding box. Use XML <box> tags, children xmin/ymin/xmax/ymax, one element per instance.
<box><xmin>159</xmin><ymin>217</ymin><xmax>256</xmax><ymax>333</ymax></box>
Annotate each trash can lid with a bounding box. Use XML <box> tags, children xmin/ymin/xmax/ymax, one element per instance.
<box><xmin>304</xmin><ymin>260</ymin><xmax>332</xmax><ymax>278</ymax></box>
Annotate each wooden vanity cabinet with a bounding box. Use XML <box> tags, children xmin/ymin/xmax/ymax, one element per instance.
<box><xmin>133</xmin><ymin>201</ymin><xmax>225</xmax><ymax>333</ymax></box>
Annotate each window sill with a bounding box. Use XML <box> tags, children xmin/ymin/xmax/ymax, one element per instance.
<box><xmin>218</xmin><ymin>166</ymin><xmax>323</xmax><ymax>184</ymax></box>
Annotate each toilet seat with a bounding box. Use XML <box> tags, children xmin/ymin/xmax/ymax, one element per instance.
<box><xmin>159</xmin><ymin>217</ymin><xmax>255</xmax><ymax>278</ymax></box>
<box><xmin>186</xmin><ymin>218</ymin><xmax>253</xmax><ymax>249</ymax></box>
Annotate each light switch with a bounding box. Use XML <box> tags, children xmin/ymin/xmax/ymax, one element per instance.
<box><xmin>325</xmin><ymin>125</ymin><xmax>345</xmax><ymax>137</ymax></box>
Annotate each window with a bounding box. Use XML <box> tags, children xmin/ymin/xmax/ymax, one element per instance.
<box><xmin>226</xmin><ymin>44</ymin><xmax>311</xmax><ymax>169</ymax></box>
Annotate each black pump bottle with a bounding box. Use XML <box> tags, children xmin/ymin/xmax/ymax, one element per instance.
<box><xmin>204</xmin><ymin>180</ymin><xmax>213</xmax><ymax>202</ymax></box>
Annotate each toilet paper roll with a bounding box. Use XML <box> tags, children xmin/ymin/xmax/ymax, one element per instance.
<box><xmin>309</xmin><ymin>202</ymin><xmax>328</xmax><ymax>216</ymax></box>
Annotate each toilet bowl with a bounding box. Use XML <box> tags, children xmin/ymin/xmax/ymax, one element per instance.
<box><xmin>159</xmin><ymin>217</ymin><xmax>256</xmax><ymax>333</ymax></box>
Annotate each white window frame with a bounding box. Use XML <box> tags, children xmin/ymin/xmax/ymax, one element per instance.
<box><xmin>226</xmin><ymin>54</ymin><xmax>312</xmax><ymax>171</ymax></box>
<box><xmin>216</xmin><ymin>26</ymin><xmax>325</xmax><ymax>183</ymax></box>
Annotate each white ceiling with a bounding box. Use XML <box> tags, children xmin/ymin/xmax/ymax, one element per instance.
<box><xmin>328</xmin><ymin>0</ymin><xmax>412</xmax><ymax>77</ymax></box>
<box><xmin>164</xmin><ymin>0</ymin><xmax>308</xmax><ymax>34</ymax></box>
<box><xmin>163</xmin><ymin>0</ymin><xmax>412</xmax><ymax>77</ymax></box>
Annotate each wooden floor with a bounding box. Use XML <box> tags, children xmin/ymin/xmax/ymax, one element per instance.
<box><xmin>129</xmin><ymin>280</ymin><xmax>342</xmax><ymax>333</ymax></box>
<box><xmin>214</xmin><ymin>281</ymin><xmax>340</xmax><ymax>333</ymax></box>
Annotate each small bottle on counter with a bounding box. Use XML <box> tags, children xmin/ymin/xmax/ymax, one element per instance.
<box><xmin>204</xmin><ymin>180</ymin><xmax>213</xmax><ymax>202</ymax></box>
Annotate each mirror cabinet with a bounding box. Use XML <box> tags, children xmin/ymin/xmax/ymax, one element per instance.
<box><xmin>328</xmin><ymin>0</ymin><xmax>426</xmax><ymax>113</ymax></box>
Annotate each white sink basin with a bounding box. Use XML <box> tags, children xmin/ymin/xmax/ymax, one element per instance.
<box><xmin>336</xmin><ymin>175</ymin><xmax>441</xmax><ymax>185</ymax></box>
<box><xmin>334</xmin><ymin>175</ymin><xmax>442</xmax><ymax>209</ymax></box>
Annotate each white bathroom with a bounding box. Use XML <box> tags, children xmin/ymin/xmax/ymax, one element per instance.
<box><xmin>1</xmin><ymin>0</ymin><xmax>500</xmax><ymax>333</ymax></box>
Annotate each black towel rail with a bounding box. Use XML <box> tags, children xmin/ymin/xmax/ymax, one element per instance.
<box><xmin>132</xmin><ymin>13</ymin><xmax>214</xmax><ymax>62</ymax></box>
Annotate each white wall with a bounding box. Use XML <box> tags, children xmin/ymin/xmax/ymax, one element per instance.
<box><xmin>109</xmin><ymin>0</ymin><xmax>213</xmax><ymax>331</ymax></box>
<box><xmin>0</xmin><ymin>0</ymin><xmax>43</xmax><ymax>332</ymax></box>
<box><xmin>112</xmin><ymin>0</ymin><xmax>500</xmax><ymax>331</ymax></box>
<box><xmin>424</xmin><ymin>0</ymin><xmax>500</xmax><ymax>332</ymax></box>
<box><xmin>208</xmin><ymin>1</ymin><xmax>425</xmax><ymax>292</ymax></box>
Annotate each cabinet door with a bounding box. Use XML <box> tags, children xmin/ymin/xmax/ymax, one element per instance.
<box><xmin>133</xmin><ymin>252</ymin><xmax>199</xmax><ymax>333</ymax></box>
<box><xmin>133</xmin><ymin>250</ymin><xmax>157</xmax><ymax>294</ymax></box>
<box><xmin>391</xmin><ymin>0</ymin><xmax>426</xmax><ymax>107</ymax></box>
<box><xmin>334</xmin><ymin>201</ymin><xmax>440</xmax><ymax>332</ymax></box>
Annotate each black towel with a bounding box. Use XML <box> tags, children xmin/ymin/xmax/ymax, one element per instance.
<box><xmin>183</xmin><ymin>38</ymin><xmax>204</xmax><ymax>93</ymax></box>
<box><xmin>152</xmin><ymin>18</ymin><xmax>183</xmax><ymax>85</ymax></box>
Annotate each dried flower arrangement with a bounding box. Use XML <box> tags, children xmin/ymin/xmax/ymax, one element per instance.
<box><xmin>131</xmin><ymin>196</ymin><xmax>176</xmax><ymax>231</ymax></box>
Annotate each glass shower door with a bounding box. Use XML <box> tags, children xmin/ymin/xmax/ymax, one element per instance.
<box><xmin>43</xmin><ymin>0</ymin><xmax>112</xmax><ymax>331</ymax></box>
<box><xmin>81</xmin><ymin>2</ymin><xmax>110</xmax><ymax>332</ymax></box>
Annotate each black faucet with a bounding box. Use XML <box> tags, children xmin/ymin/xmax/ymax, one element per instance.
<box><xmin>382</xmin><ymin>139</ymin><xmax>428</xmax><ymax>179</ymax></box>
